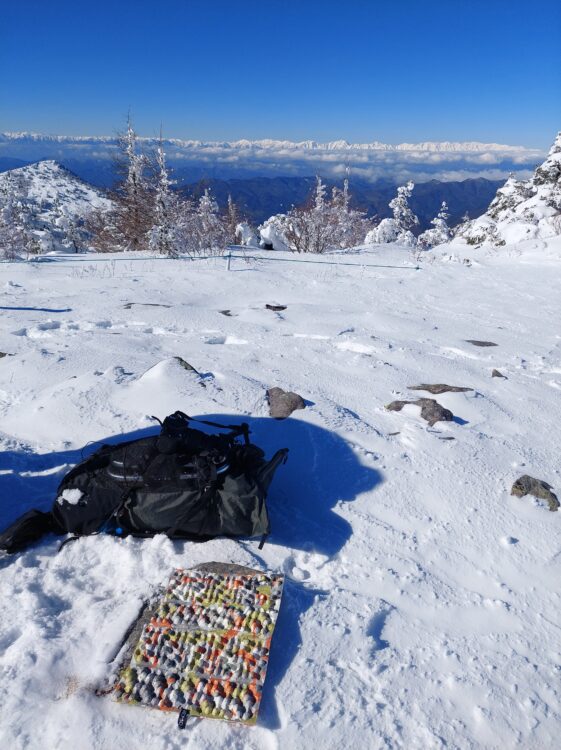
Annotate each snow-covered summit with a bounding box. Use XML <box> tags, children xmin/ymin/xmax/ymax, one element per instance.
<box><xmin>0</xmin><ymin>160</ymin><xmax>112</xmax><ymax>253</ymax></box>
<box><xmin>454</xmin><ymin>132</ymin><xmax>561</xmax><ymax>246</ymax></box>
<box><xmin>0</xmin><ymin>159</ymin><xmax>111</xmax><ymax>216</ymax></box>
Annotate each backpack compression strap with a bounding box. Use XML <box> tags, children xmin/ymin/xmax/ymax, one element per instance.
<box><xmin>153</xmin><ymin>411</ymin><xmax>251</xmax><ymax>446</ymax></box>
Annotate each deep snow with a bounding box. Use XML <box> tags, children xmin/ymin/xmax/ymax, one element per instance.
<box><xmin>0</xmin><ymin>241</ymin><xmax>560</xmax><ymax>749</ymax></box>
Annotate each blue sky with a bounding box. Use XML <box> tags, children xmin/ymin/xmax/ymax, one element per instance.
<box><xmin>2</xmin><ymin>0</ymin><xmax>560</xmax><ymax>147</ymax></box>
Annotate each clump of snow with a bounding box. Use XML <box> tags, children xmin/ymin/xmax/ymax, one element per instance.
<box><xmin>57</xmin><ymin>488</ymin><xmax>84</xmax><ymax>505</ymax></box>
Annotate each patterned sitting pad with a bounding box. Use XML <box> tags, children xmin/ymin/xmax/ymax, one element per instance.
<box><xmin>110</xmin><ymin>563</ymin><xmax>284</xmax><ymax>725</ymax></box>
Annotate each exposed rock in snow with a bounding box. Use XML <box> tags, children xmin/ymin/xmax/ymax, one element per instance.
<box><xmin>266</xmin><ymin>304</ymin><xmax>287</xmax><ymax>312</ymax></box>
<box><xmin>266</xmin><ymin>387</ymin><xmax>306</xmax><ymax>419</ymax></box>
<box><xmin>386</xmin><ymin>397</ymin><xmax>454</xmax><ymax>426</ymax></box>
<box><xmin>454</xmin><ymin>132</ymin><xmax>561</xmax><ymax>246</ymax></box>
<box><xmin>511</xmin><ymin>475</ymin><xmax>559</xmax><ymax>512</ymax></box>
<box><xmin>466</xmin><ymin>339</ymin><xmax>498</xmax><ymax>347</ymax></box>
<box><xmin>408</xmin><ymin>384</ymin><xmax>472</xmax><ymax>394</ymax></box>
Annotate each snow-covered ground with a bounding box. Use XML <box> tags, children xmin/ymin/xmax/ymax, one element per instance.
<box><xmin>1</xmin><ymin>241</ymin><xmax>560</xmax><ymax>749</ymax></box>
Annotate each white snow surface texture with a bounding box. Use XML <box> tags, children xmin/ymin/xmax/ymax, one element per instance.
<box><xmin>0</xmin><ymin>240</ymin><xmax>560</xmax><ymax>749</ymax></box>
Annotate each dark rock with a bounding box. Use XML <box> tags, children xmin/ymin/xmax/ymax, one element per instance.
<box><xmin>266</xmin><ymin>304</ymin><xmax>287</xmax><ymax>312</ymax></box>
<box><xmin>172</xmin><ymin>357</ymin><xmax>207</xmax><ymax>388</ymax></box>
<box><xmin>386</xmin><ymin>398</ymin><xmax>454</xmax><ymax>426</ymax></box>
<box><xmin>267</xmin><ymin>387</ymin><xmax>306</xmax><ymax>419</ymax></box>
<box><xmin>492</xmin><ymin>369</ymin><xmax>507</xmax><ymax>378</ymax></box>
<box><xmin>123</xmin><ymin>302</ymin><xmax>171</xmax><ymax>309</ymax></box>
<box><xmin>174</xmin><ymin>357</ymin><xmax>200</xmax><ymax>374</ymax></box>
<box><xmin>0</xmin><ymin>352</ymin><xmax>7</xmax><ymax>359</ymax></box>
<box><xmin>511</xmin><ymin>475</ymin><xmax>559</xmax><ymax>512</ymax></box>
<box><xmin>219</xmin><ymin>309</ymin><xmax>233</xmax><ymax>316</ymax></box>
<box><xmin>408</xmin><ymin>383</ymin><xmax>472</xmax><ymax>394</ymax></box>
<box><xmin>465</xmin><ymin>340</ymin><xmax>498</xmax><ymax>347</ymax></box>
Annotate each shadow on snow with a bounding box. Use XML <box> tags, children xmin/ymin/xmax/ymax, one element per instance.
<box><xmin>0</xmin><ymin>413</ymin><xmax>383</xmax><ymax>729</ymax></box>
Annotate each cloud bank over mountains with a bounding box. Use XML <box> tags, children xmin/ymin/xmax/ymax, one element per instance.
<box><xmin>0</xmin><ymin>132</ymin><xmax>545</xmax><ymax>185</ymax></box>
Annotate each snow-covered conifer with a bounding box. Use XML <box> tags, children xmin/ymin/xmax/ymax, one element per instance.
<box><xmin>149</xmin><ymin>136</ymin><xmax>177</xmax><ymax>256</ymax></box>
<box><xmin>225</xmin><ymin>194</ymin><xmax>240</xmax><ymax>245</ymax></box>
<box><xmin>365</xmin><ymin>181</ymin><xmax>419</xmax><ymax>246</ymax></box>
<box><xmin>418</xmin><ymin>201</ymin><xmax>453</xmax><ymax>249</ymax></box>
<box><xmin>90</xmin><ymin>117</ymin><xmax>153</xmax><ymax>252</ymax></box>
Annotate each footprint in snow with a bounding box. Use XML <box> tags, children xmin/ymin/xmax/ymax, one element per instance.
<box><xmin>282</xmin><ymin>550</ymin><xmax>332</xmax><ymax>583</ymax></box>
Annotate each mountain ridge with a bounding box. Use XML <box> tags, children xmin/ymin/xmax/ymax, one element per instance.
<box><xmin>0</xmin><ymin>131</ymin><xmax>540</xmax><ymax>153</ymax></box>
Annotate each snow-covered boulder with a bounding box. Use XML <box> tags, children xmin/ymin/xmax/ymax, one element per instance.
<box><xmin>259</xmin><ymin>214</ymin><xmax>291</xmax><ymax>252</ymax></box>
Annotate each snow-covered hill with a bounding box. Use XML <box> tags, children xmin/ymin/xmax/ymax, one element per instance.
<box><xmin>0</xmin><ymin>241</ymin><xmax>560</xmax><ymax>749</ymax></box>
<box><xmin>0</xmin><ymin>160</ymin><xmax>112</xmax><ymax>253</ymax></box>
<box><xmin>454</xmin><ymin>132</ymin><xmax>561</xmax><ymax>246</ymax></box>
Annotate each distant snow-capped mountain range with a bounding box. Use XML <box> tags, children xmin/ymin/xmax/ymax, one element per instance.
<box><xmin>0</xmin><ymin>130</ymin><xmax>559</xmax><ymax>256</ymax></box>
<box><xmin>0</xmin><ymin>131</ymin><xmax>535</xmax><ymax>153</ymax></box>
<box><xmin>0</xmin><ymin>131</ymin><xmax>545</xmax><ymax>187</ymax></box>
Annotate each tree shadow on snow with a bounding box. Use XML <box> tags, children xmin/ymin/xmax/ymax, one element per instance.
<box><xmin>0</xmin><ymin>414</ymin><xmax>382</xmax><ymax>729</ymax></box>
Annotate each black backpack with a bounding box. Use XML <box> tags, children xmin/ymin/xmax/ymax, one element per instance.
<box><xmin>0</xmin><ymin>412</ymin><xmax>288</xmax><ymax>554</ymax></box>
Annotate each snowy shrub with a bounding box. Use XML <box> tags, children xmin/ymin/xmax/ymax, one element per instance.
<box><xmin>259</xmin><ymin>177</ymin><xmax>373</xmax><ymax>253</ymax></box>
<box><xmin>365</xmin><ymin>217</ymin><xmax>399</xmax><ymax>244</ymax></box>
<box><xmin>236</xmin><ymin>222</ymin><xmax>259</xmax><ymax>247</ymax></box>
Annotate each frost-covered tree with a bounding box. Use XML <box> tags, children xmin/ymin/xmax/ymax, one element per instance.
<box><xmin>194</xmin><ymin>189</ymin><xmax>229</xmax><ymax>253</ymax></box>
<box><xmin>169</xmin><ymin>188</ymin><xmax>229</xmax><ymax>257</ymax></box>
<box><xmin>236</xmin><ymin>222</ymin><xmax>259</xmax><ymax>247</ymax></box>
<box><xmin>390</xmin><ymin>180</ymin><xmax>419</xmax><ymax>232</ymax></box>
<box><xmin>89</xmin><ymin>117</ymin><xmax>153</xmax><ymax>252</ymax></box>
<box><xmin>0</xmin><ymin>173</ymin><xmax>40</xmax><ymax>259</ymax></box>
<box><xmin>418</xmin><ymin>201</ymin><xmax>453</xmax><ymax>249</ymax></box>
<box><xmin>115</xmin><ymin>118</ymin><xmax>154</xmax><ymax>250</ymax></box>
<box><xmin>149</xmin><ymin>136</ymin><xmax>178</xmax><ymax>256</ymax></box>
<box><xmin>365</xmin><ymin>181</ymin><xmax>419</xmax><ymax>246</ymax></box>
<box><xmin>259</xmin><ymin>176</ymin><xmax>372</xmax><ymax>253</ymax></box>
<box><xmin>329</xmin><ymin>178</ymin><xmax>373</xmax><ymax>249</ymax></box>
<box><xmin>225</xmin><ymin>194</ymin><xmax>240</xmax><ymax>245</ymax></box>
